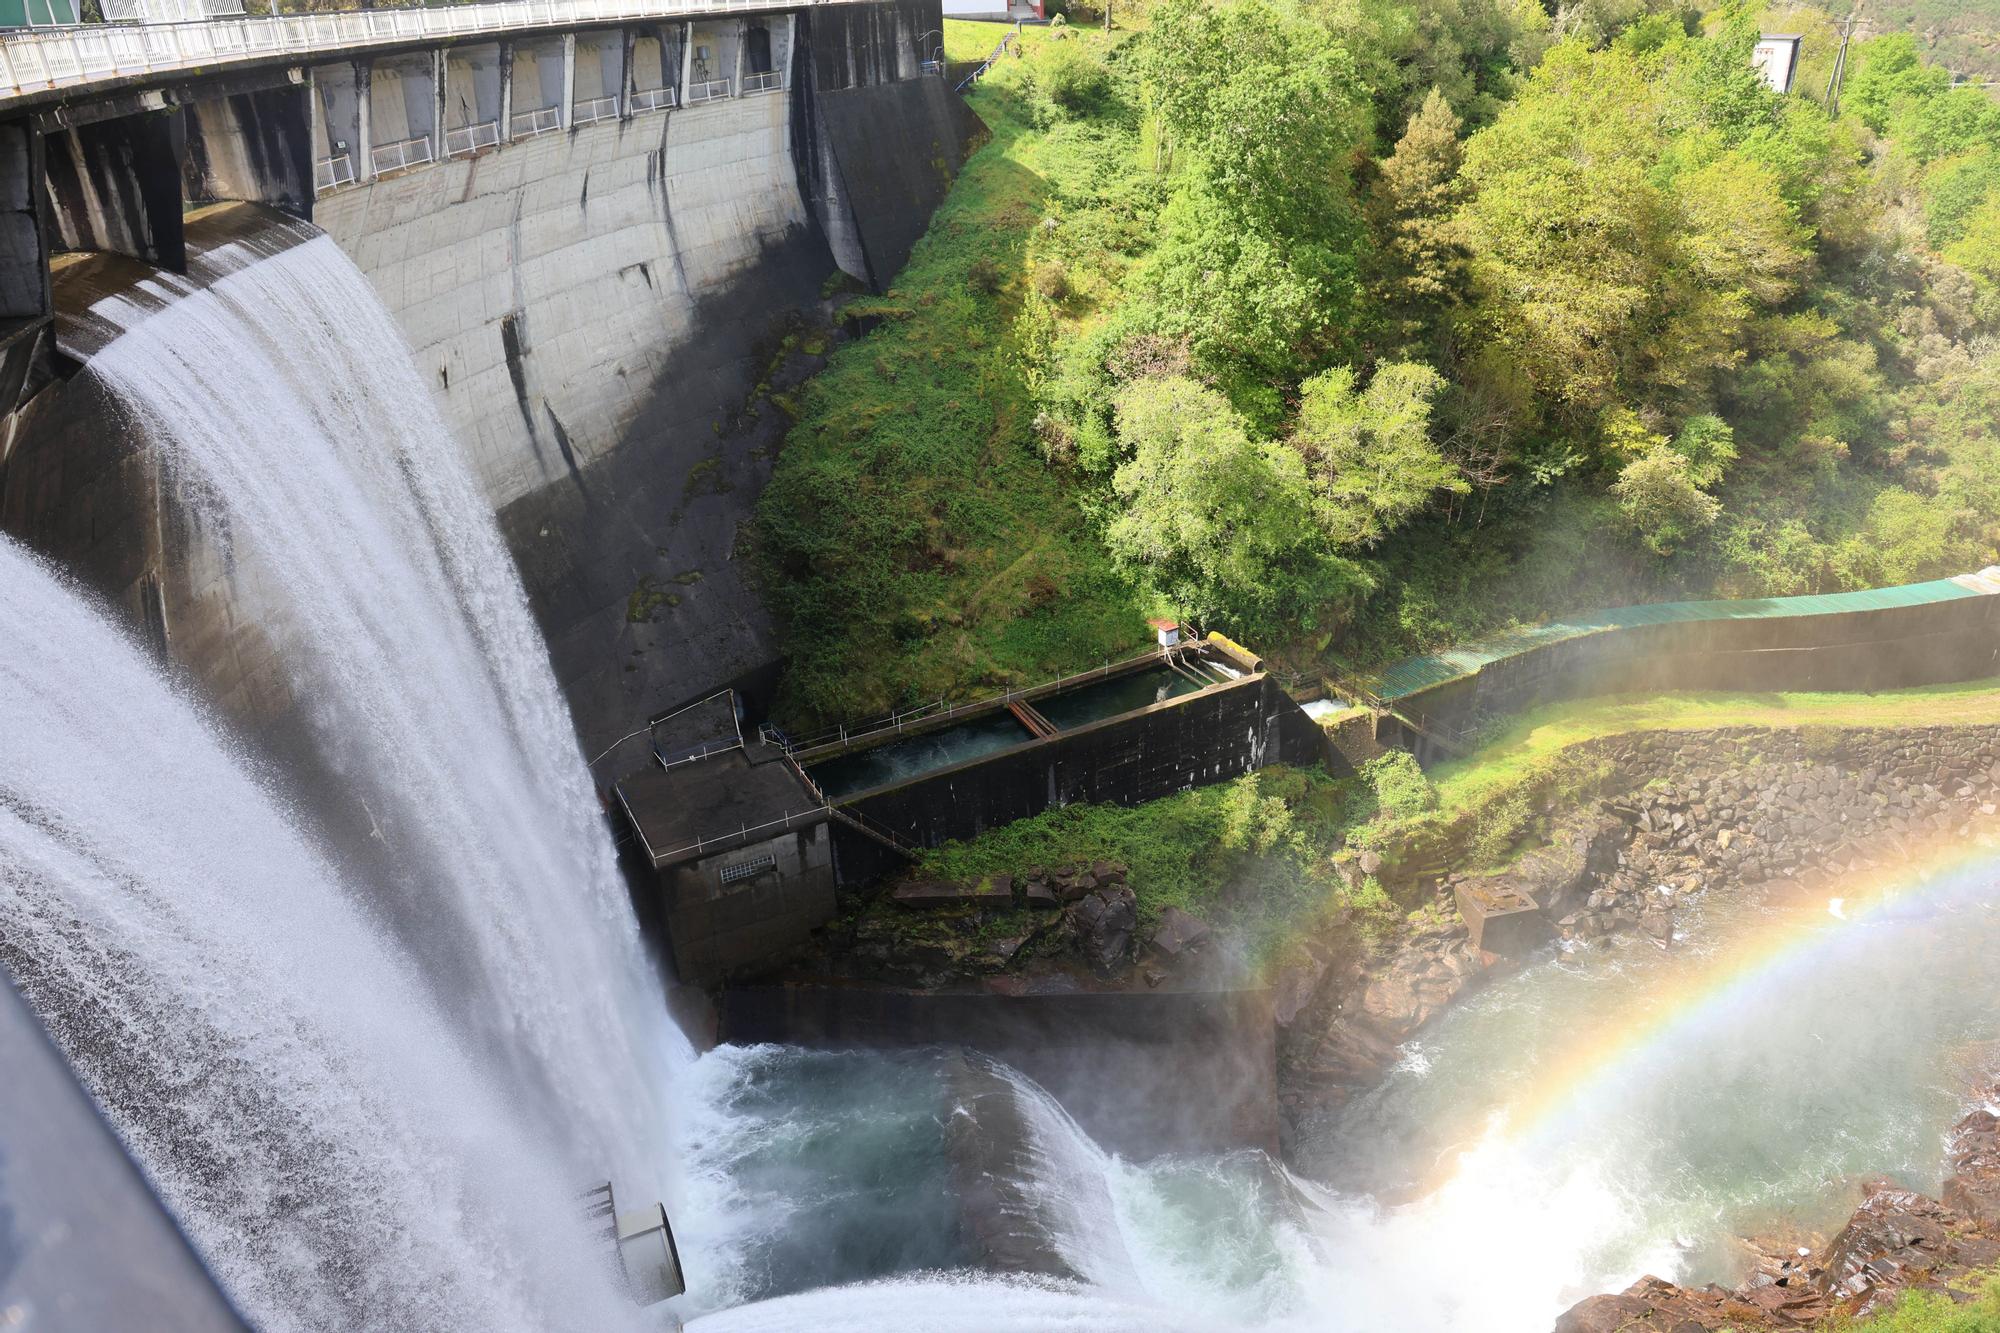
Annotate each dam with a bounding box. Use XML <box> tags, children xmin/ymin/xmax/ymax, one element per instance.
<box><xmin>5</xmin><ymin>6</ymin><xmax>2000</xmax><ymax>1333</ymax></box>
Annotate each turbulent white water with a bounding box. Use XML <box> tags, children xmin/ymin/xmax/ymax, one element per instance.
<box><xmin>0</xmin><ymin>539</ymin><xmax>645</xmax><ymax>1330</ymax></box>
<box><xmin>3</xmin><ymin>233</ymin><xmax>689</xmax><ymax>1329</ymax></box>
<box><xmin>681</xmin><ymin>866</ymin><xmax>2000</xmax><ymax>1333</ymax></box>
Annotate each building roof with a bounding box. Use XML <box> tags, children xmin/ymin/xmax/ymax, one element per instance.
<box><xmin>616</xmin><ymin>745</ymin><xmax>825</xmax><ymax>869</ymax></box>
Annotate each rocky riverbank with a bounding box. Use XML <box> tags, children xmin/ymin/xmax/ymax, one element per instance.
<box><xmin>1556</xmin><ymin>1080</ymin><xmax>2000</xmax><ymax>1329</ymax></box>
<box><xmin>1276</xmin><ymin>725</ymin><xmax>2000</xmax><ymax>1141</ymax></box>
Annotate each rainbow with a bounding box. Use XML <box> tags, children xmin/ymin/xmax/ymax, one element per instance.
<box><xmin>1496</xmin><ymin>832</ymin><xmax>2000</xmax><ymax>1147</ymax></box>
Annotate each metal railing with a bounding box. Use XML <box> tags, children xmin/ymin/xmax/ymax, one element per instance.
<box><xmin>0</xmin><ymin>0</ymin><xmax>875</xmax><ymax>103</ymax></box>
<box><xmin>509</xmin><ymin>103</ymin><xmax>561</xmax><ymax>138</ymax></box>
<box><xmin>369</xmin><ymin>132</ymin><xmax>432</xmax><ymax>175</ymax></box>
<box><xmin>644</xmin><ymin>803</ymin><xmax>830</xmax><ymax>864</ymax></box>
<box><xmin>739</xmin><ymin>67</ymin><xmax>780</xmax><ymax>93</ymax></box>
<box><xmin>955</xmin><ymin>20</ymin><xmax>1022</xmax><ymax>93</ymax></box>
<box><xmin>571</xmin><ymin>92</ymin><xmax>618</xmax><ymax>124</ymax></box>
<box><xmin>312</xmin><ymin>150</ymin><xmax>354</xmax><ymax>193</ymax></box>
<box><xmin>442</xmin><ymin>117</ymin><xmax>499</xmax><ymax>157</ymax></box>
<box><xmin>769</xmin><ymin>646</ymin><xmax>1188</xmax><ymax>761</ymax></box>
<box><xmin>102</xmin><ymin>0</ymin><xmax>242</xmax><ymax>19</ymax></box>
<box><xmin>628</xmin><ymin>84</ymin><xmax>674</xmax><ymax>112</ymax></box>
<box><xmin>685</xmin><ymin>75</ymin><xmax>730</xmax><ymax>102</ymax></box>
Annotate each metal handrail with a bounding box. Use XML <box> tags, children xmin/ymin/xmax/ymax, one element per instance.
<box><xmin>647</xmin><ymin>804</ymin><xmax>829</xmax><ymax>862</ymax></box>
<box><xmin>571</xmin><ymin>92</ymin><xmax>618</xmax><ymax>123</ymax></box>
<box><xmin>369</xmin><ymin>132</ymin><xmax>432</xmax><ymax>174</ymax></box>
<box><xmin>955</xmin><ymin>21</ymin><xmax>1022</xmax><ymax>93</ymax></box>
<box><xmin>628</xmin><ymin>83</ymin><xmax>674</xmax><ymax>112</ymax></box>
<box><xmin>312</xmin><ymin>150</ymin><xmax>354</xmax><ymax>192</ymax></box>
<box><xmin>0</xmin><ymin>0</ymin><xmax>876</xmax><ymax>104</ymax></box>
<box><xmin>685</xmin><ymin>75</ymin><xmax>730</xmax><ymax>102</ymax></box>
<box><xmin>509</xmin><ymin>103</ymin><xmax>560</xmax><ymax>138</ymax></box>
<box><xmin>442</xmin><ymin>117</ymin><xmax>499</xmax><ymax>156</ymax></box>
<box><xmin>739</xmin><ymin>68</ymin><xmax>780</xmax><ymax>93</ymax></box>
<box><xmin>777</xmin><ymin>647</ymin><xmax>1177</xmax><ymax>759</ymax></box>
<box><xmin>102</xmin><ymin>0</ymin><xmax>242</xmax><ymax>19</ymax></box>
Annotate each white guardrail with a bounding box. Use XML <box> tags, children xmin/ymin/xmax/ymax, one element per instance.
<box><xmin>313</xmin><ymin>148</ymin><xmax>353</xmax><ymax>189</ymax></box>
<box><xmin>0</xmin><ymin>0</ymin><xmax>858</xmax><ymax>102</ymax></box>
<box><xmin>571</xmin><ymin>91</ymin><xmax>617</xmax><ymax>124</ymax></box>
<box><xmin>368</xmin><ymin>131</ymin><xmax>431</xmax><ymax>174</ymax></box>
<box><xmin>740</xmin><ymin>67</ymin><xmax>780</xmax><ymax>93</ymax></box>
<box><xmin>685</xmin><ymin>75</ymin><xmax>730</xmax><ymax>102</ymax></box>
<box><xmin>509</xmin><ymin>102</ymin><xmax>560</xmax><ymax>137</ymax></box>
<box><xmin>442</xmin><ymin>116</ymin><xmax>499</xmax><ymax>156</ymax></box>
<box><xmin>628</xmin><ymin>83</ymin><xmax>673</xmax><ymax>112</ymax></box>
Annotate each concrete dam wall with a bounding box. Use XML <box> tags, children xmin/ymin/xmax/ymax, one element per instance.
<box><xmin>0</xmin><ymin>0</ymin><xmax>979</xmax><ymax>764</ymax></box>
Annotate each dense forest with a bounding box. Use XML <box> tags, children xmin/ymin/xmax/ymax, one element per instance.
<box><xmin>757</xmin><ymin>0</ymin><xmax>2000</xmax><ymax>724</ymax></box>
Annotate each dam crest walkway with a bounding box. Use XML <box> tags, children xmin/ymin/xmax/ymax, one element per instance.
<box><xmin>0</xmin><ymin>0</ymin><xmax>874</xmax><ymax>105</ymax></box>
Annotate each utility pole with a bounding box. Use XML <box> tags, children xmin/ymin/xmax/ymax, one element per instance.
<box><xmin>1825</xmin><ymin>11</ymin><xmax>1857</xmax><ymax>118</ymax></box>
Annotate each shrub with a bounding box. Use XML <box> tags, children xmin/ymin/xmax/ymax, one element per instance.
<box><xmin>1028</xmin><ymin>39</ymin><xmax>1112</xmax><ymax>121</ymax></box>
<box><xmin>1363</xmin><ymin>751</ymin><xmax>1436</xmax><ymax>819</ymax></box>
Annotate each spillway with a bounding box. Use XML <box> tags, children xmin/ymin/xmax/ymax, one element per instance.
<box><xmin>4</xmin><ymin>225</ymin><xmax>691</xmax><ymax>1329</ymax></box>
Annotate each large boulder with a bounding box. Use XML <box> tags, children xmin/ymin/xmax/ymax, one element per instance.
<box><xmin>1554</xmin><ymin>1276</ymin><xmax>1779</xmax><ymax>1332</ymax></box>
<box><xmin>1072</xmin><ymin>885</ymin><xmax>1137</xmax><ymax>977</ymax></box>
<box><xmin>1358</xmin><ymin>933</ymin><xmax>1483</xmax><ymax>1038</ymax></box>
<box><xmin>1149</xmin><ymin>906</ymin><xmax>1210</xmax><ymax>959</ymax></box>
<box><xmin>1944</xmin><ymin>1106</ymin><xmax>2000</xmax><ymax>1227</ymax></box>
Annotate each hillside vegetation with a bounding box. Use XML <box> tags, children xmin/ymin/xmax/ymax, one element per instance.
<box><xmin>758</xmin><ymin>3</ymin><xmax>2000</xmax><ymax>725</ymax></box>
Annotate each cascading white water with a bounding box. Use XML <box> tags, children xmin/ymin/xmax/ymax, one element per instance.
<box><xmin>1</xmin><ymin>229</ymin><xmax>694</xmax><ymax>1328</ymax></box>
<box><xmin>0</xmin><ymin>538</ymin><xmax>643</xmax><ymax>1331</ymax></box>
<box><xmin>81</xmin><ymin>232</ymin><xmax>690</xmax><ymax>1189</ymax></box>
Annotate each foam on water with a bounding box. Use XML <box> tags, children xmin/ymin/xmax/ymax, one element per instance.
<box><xmin>0</xmin><ymin>539</ymin><xmax>642</xmax><ymax>1331</ymax></box>
<box><xmin>5</xmin><ymin>231</ymin><xmax>692</xmax><ymax>1328</ymax></box>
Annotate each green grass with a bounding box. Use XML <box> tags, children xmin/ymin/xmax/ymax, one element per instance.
<box><xmin>755</xmin><ymin>24</ymin><xmax>1156</xmax><ymax>727</ymax></box>
<box><xmin>1427</xmin><ymin>676</ymin><xmax>2000</xmax><ymax>815</ymax></box>
<box><xmin>1829</xmin><ymin>1268</ymin><xmax>2000</xmax><ymax>1330</ymax></box>
<box><xmin>911</xmin><ymin>763</ymin><xmax>1365</xmax><ymax>956</ymax></box>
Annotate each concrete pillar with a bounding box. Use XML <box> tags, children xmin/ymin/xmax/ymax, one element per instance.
<box><xmin>356</xmin><ymin>59</ymin><xmax>374</xmax><ymax>182</ymax></box>
<box><xmin>732</xmin><ymin>20</ymin><xmax>744</xmax><ymax>97</ymax></box>
<box><xmin>432</xmin><ymin>48</ymin><xmax>447</xmax><ymax>160</ymax></box>
<box><xmin>560</xmin><ymin>33</ymin><xmax>576</xmax><ymax>130</ymax></box>
<box><xmin>498</xmin><ymin>40</ymin><xmax>514</xmax><ymax>143</ymax></box>
<box><xmin>680</xmin><ymin>21</ymin><xmax>693</xmax><ymax>101</ymax></box>
<box><xmin>620</xmin><ymin>27</ymin><xmax>636</xmax><ymax>119</ymax></box>
<box><xmin>306</xmin><ymin>67</ymin><xmax>324</xmax><ymax>183</ymax></box>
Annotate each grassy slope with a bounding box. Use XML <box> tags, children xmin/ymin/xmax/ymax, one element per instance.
<box><xmin>1430</xmin><ymin>676</ymin><xmax>2000</xmax><ymax>813</ymax></box>
<box><xmin>754</xmin><ymin>22</ymin><xmax>1149</xmax><ymax>726</ymax></box>
<box><xmin>904</xmin><ymin>676</ymin><xmax>2000</xmax><ymax>961</ymax></box>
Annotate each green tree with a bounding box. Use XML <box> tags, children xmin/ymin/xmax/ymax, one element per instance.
<box><xmin>1134</xmin><ymin>0</ymin><xmax>1374</xmax><ymax>419</ymax></box>
<box><xmin>1457</xmin><ymin>38</ymin><xmax>1810</xmax><ymax>429</ymax></box>
<box><xmin>1845</xmin><ymin>34</ymin><xmax>1949</xmax><ymax>134</ymax></box>
<box><xmin>1369</xmin><ymin>87</ymin><xmax>1472</xmax><ymax>351</ymax></box>
<box><xmin>1106</xmin><ymin>378</ymin><xmax>1370</xmax><ymax>634</ymax></box>
<box><xmin>1292</xmin><ymin>362</ymin><xmax>1465</xmax><ymax>544</ymax></box>
<box><xmin>1891</xmin><ymin>87</ymin><xmax>2000</xmax><ymax>165</ymax></box>
<box><xmin>1613</xmin><ymin>447</ymin><xmax>1723</xmax><ymax>553</ymax></box>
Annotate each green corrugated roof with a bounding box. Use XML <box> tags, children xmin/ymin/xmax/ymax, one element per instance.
<box><xmin>1360</xmin><ymin>572</ymin><xmax>1999</xmax><ymax>702</ymax></box>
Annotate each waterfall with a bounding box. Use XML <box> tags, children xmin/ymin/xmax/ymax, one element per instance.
<box><xmin>0</xmin><ymin>539</ymin><xmax>641</xmax><ymax>1330</ymax></box>
<box><xmin>2</xmin><ymin>228</ymin><xmax>690</xmax><ymax>1328</ymax></box>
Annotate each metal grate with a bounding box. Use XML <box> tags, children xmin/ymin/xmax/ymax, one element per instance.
<box><xmin>719</xmin><ymin>854</ymin><xmax>776</xmax><ymax>886</ymax></box>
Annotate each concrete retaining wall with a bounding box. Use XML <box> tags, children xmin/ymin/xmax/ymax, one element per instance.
<box><xmin>1388</xmin><ymin>589</ymin><xmax>2000</xmax><ymax>763</ymax></box>
<box><xmin>833</xmin><ymin>675</ymin><xmax>1328</xmax><ymax>883</ymax></box>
